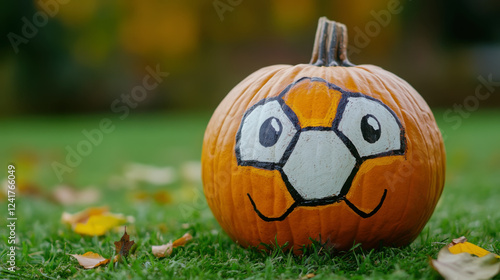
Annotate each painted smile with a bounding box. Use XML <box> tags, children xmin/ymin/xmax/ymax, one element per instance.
<box><xmin>247</xmin><ymin>188</ymin><xmax>388</xmax><ymax>222</ymax></box>
<box><xmin>235</xmin><ymin>77</ymin><xmax>406</xmax><ymax>222</ymax></box>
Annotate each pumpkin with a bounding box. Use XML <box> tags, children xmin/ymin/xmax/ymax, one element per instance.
<box><xmin>201</xmin><ymin>17</ymin><xmax>445</xmax><ymax>252</ymax></box>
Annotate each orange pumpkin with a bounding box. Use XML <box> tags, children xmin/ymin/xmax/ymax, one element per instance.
<box><xmin>201</xmin><ymin>17</ymin><xmax>445</xmax><ymax>252</ymax></box>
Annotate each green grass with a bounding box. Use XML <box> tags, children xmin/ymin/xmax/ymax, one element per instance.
<box><xmin>1</xmin><ymin>109</ymin><xmax>499</xmax><ymax>279</ymax></box>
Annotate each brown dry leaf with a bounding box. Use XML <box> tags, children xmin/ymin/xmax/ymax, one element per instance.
<box><xmin>152</xmin><ymin>232</ymin><xmax>193</xmax><ymax>258</ymax></box>
<box><xmin>131</xmin><ymin>190</ymin><xmax>173</xmax><ymax>204</ymax></box>
<box><xmin>448</xmin><ymin>236</ymin><xmax>468</xmax><ymax>248</ymax></box>
<box><xmin>153</xmin><ymin>190</ymin><xmax>172</xmax><ymax>205</ymax></box>
<box><xmin>300</xmin><ymin>273</ymin><xmax>316</xmax><ymax>279</ymax></box>
<box><xmin>431</xmin><ymin>243</ymin><xmax>500</xmax><ymax>280</ymax></box>
<box><xmin>70</xmin><ymin>251</ymin><xmax>110</xmax><ymax>269</ymax></box>
<box><xmin>172</xmin><ymin>233</ymin><xmax>193</xmax><ymax>247</ymax></box>
<box><xmin>157</xmin><ymin>223</ymin><xmax>168</xmax><ymax>233</ymax></box>
<box><xmin>2</xmin><ymin>179</ymin><xmax>44</xmax><ymax>199</ymax></box>
<box><xmin>114</xmin><ymin>227</ymin><xmax>135</xmax><ymax>261</ymax></box>
<box><xmin>132</xmin><ymin>191</ymin><xmax>149</xmax><ymax>201</ymax></box>
<box><xmin>16</xmin><ymin>182</ymin><xmax>43</xmax><ymax>196</ymax></box>
<box><xmin>11</xmin><ymin>152</ymin><xmax>43</xmax><ymax>197</ymax></box>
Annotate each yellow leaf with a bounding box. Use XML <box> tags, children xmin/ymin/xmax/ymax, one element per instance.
<box><xmin>449</xmin><ymin>242</ymin><xmax>496</xmax><ymax>258</ymax></box>
<box><xmin>62</xmin><ymin>206</ymin><xmax>133</xmax><ymax>236</ymax></box>
<box><xmin>61</xmin><ymin>206</ymin><xmax>109</xmax><ymax>226</ymax></box>
<box><xmin>448</xmin><ymin>236</ymin><xmax>500</xmax><ymax>258</ymax></box>
<box><xmin>70</xmin><ymin>251</ymin><xmax>110</xmax><ymax>269</ymax></box>
<box><xmin>74</xmin><ymin>213</ymin><xmax>127</xmax><ymax>236</ymax></box>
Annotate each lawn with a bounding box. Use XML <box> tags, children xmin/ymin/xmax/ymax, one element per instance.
<box><xmin>1</xmin><ymin>109</ymin><xmax>499</xmax><ymax>279</ymax></box>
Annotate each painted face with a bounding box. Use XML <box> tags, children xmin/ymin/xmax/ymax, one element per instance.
<box><xmin>235</xmin><ymin>77</ymin><xmax>406</xmax><ymax>221</ymax></box>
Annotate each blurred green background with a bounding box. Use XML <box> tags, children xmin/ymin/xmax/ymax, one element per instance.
<box><xmin>1</xmin><ymin>0</ymin><xmax>500</xmax><ymax>118</ymax></box>
<box><xmin>1</xmin><ymin>0</ymin><xmax>500</xmax><ymax>193</ymax></box>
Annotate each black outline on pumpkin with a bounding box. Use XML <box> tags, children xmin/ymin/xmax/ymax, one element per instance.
<box><xmin>235</xmin><ymin>77</ymin><xmax>406</xmax><ymax>222</ymax></box>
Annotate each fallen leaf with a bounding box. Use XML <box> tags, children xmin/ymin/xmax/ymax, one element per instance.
<box><xmin>172</xmin><ymin>232</ymin><xmax>193</xmax><ymax>247</ymax></box>
<box><xmin>74</xmin><ymin>213</ymin><xmax>127</xmax><ymax>236</ymax></box>
<box><xmin>301</xmin><ymin>273</ymin><xmax>316</xmax><ymax>279</ymax></box>
<box><xmin>62</xmin><ymin>207</ymin><xmax>132</xmax><ymax>236</ymax></box>
<box><xmin>173</xmin><ymin>186</ymin><xmax>199</xmax><ymax>204</ymax></box>
<box><xmin>10</xmin><ymin>152</ymin><xmax>44</xmax><ymax>197</ymax></box>
<box><xmin>132</xmin><ymin>190</ymin><xmax>149</xmax><ymax>201</ymax></box>
<box><xmin>157</xmin><ymin>223</ymin><xmax>169</xmax><ymax>233</ymax></box>
<box><xmin>131</xmin><ymin>190</ymin><xmax>173</xmax><ymax>204</ymax></box>
<box><xmin>152</xmin><ymin>241</ymin><xmax>173</xmax><ymax>258</ymax></box>
<box><xmin>52</xmin><ymin>185</ymin><xmax>100</xmax><ymax>205</ymax></box>
<box><xmin>70</xmin><ymin>252</ymin><xmax>110</xmax><ymax>269</ymax></box>
<box><xmin>114</xmin><ymin>227</ymin><xmax>135</xmax><ymax>261</ymax></box>
<box><xmin>152</xmin><ymin>232</ymin><xmax>193</xmax><ymax>258</ymax></box>
<box><xmin>61</xmin><ymin>206</ymin><xmax>109</xmax><ymax>226</ymax></box>
<box><xmin>180</xmin><ymin>161</ymin><xmax>201</xmax><ymax>182</ymax></box>
<box><xmin>153</xmin><ymin>190</ymin><xmax>172</xmax><ymax>205</ymax></box>
<box><xmin>448</xmin><ymin>236</ymin><xmax>468</xmax><ymax>247</ymax></box>
<box><xmin>431</xmin><ymin>245</ymin><xmax>500</xmax><ymax>280</ymax></box>
<box><xmin>17</xmin><ymin>182</ymin><xmax>43</xmax><ymax>196</ymax></box>
<box><xmin>447</xmin><ymin>236</ymin><xmax>500</xmax><ymax>258</ymax></box>
<box><xmin>124</xmin><ymin>163</ymin><xmax>176</xmax><ymax>185</ymax></box>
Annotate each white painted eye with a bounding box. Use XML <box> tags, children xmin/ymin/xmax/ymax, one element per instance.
<box><xmin>337</xmin><ymin>97</ymin><xmax>404</xmax><ymax>158</ymax></box>
<box><xmin>236</xmin><ymin>100</ymin><xmax>298</xmax><ymax>168</ymax></box>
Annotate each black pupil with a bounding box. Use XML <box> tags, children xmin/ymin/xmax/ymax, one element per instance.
<box><xmin>361</xmin><ymin>115</ymin><xmax>381</xmax><ymax>144</ymax></box>
<box><xmin>259</xmin><ymin>117</ymin><xmax>283</xmax><ymax>147</ymax></box>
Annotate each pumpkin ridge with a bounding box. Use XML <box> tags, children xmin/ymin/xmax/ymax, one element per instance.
<box><xmin>223</xmin><ymin>77</ymin><xmax>269</xmax><ymax>239</ymax></box>
<box><xmin>220</xmin><ymin>114</ymin><xmax>239</xmax><ymax>240</ymax></box>
<box><xmin>367</xmin><ymin>66</ymin><xmax>435</xmax><ymax>115</ymax></box>
<box><xmin>207</xmin><ymin>114</ymin><xmax>226</xmax><ymax>232</ymax></box>
<box><xmin>239</xmin><ymin>66</ymin><xmax>298</xmax><ymax>245</ymax></box>
<box><xmin>248</xmin><ymin>170</ymin><xmax>265</xmax><ymax>246</ymax></box>
<box><xmin>355</xmin><ymin>66</ymin><xmax>406</xmax><ymax>121</ymax></box>
<box><xmin>365</xmin><ymin>71</ymin><xmax>442</xmax><ymax>238</ymax></box>
<box><xmin>209</xmin><ymin>66</ymin><xmax>284</xmax><ymax>242</ymax></box>
<box><xmin>384</xmin><ymin>121</ymin><xmax>416</xmax><ymax>244</ymax></box>
<box><xmin>285</xmin><ymin>214</ymin><xmax>295</xmax><ymax>251</ymax></box>
<box><xmin>271</xmin><ymin>171</ymin><xmax>287</xmax><ymax>246</ymax></box>
<box><xmin>337</xmin><ymin>66</ymin><xmax>434</xmax><ymax>246</ymax></box>
<box><xmin>421</xmin><ymin>121</ymin><xmax>439</xmax><ymax>219</ymax></box>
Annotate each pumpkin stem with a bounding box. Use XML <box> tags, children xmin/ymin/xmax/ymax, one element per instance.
<box><xmin>310</xmin><ymin>17</ymin><xmax>355</xmax><ymax>67</ymax></box>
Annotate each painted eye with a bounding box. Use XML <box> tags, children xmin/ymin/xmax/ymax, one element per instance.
<box><xmin>360</xmin><ymin>114</ymin><xmax>381</xmax><ymax>144</ymax></box>
<box><xmin>337</xmin><ymin>96</ymin><xmax>405</xmax><ymax>158</ymax></box>
<box><xmin>236</xmin><ymin>99</ymin><xmax>298</xmax><ymax>169</ymax></box>
<box><xmin>259</xmin><ymin>117</ymin><xmax>283</xmax><ymax>147</ymax></box>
